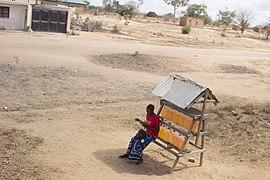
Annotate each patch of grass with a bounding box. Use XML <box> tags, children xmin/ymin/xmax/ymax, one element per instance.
<box><xmin>13</xmin><ymin>55</ymin><xmax>19</xmax><ymax>64</ymax></box>
<box><xmin>132</xmin><ymin>51</ymin><xmax>141</xmax><ymax>59</ymax></box>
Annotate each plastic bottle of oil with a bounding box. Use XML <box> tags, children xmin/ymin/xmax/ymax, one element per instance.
<box><xmin>163</xmin><ymin>127</ymin><xmax>170</xmax><ymax>142</ymax></box>
<box><xmin>158</xmin><ymin>125</ymin><xmax>165</xmax><ymax>139</ymax></box>
<box><xmin>192</xmin><ymin>120</ymin><xmax>199</xmax><ymax>133</ymax></box>
<box><xmin>172</xmin><ymin>111</ymin><xmax>179</xmax><ymax>124</ymax></box>
<box><xmin>172</xmin><ymin>130</ymin><xmax>179</xmax><ymax>147</ymax></box>
<box><xmin>177</xmin><ymin>112</ymin><xmax>185</xmax><ymax>127</ymax></box>
<box><xmin>176</xmin><ymin>133</ymin><xmax>187</xmax><ymax>150</ymax></box>
<box><xmin>183</xmin><ymin>115</ymin><xmax>192</xmax><ymax>130</ymax></box>
<box><xmin>169</xmin><ymin>129</ymin><xmax>174</xmax><ymax>144</ymax></box>
<box><xmin>166</xmin><ymin>108</ymin><xmax>173</xmax><ymax>121</ymax></box>
<box><xmin>160</xmin><ymin>106</ymin><xmax>168</xmax><ymax>119</ymax></box>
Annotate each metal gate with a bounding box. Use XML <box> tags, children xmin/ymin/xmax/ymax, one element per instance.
<box><xmin>32</xmin><ymin>6</ymin><xmax>68</xmax><ymax>33</ymax></box>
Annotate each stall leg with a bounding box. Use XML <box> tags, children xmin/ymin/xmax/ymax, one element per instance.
<box><xmin>170</xmin><ymin>156</ymin><xmax>180</xmax><ymax>174</ymax></box>
<box><xmin>200</xmin><ymin>152</ymin><xmax>204</xmax><ymax>166</ymax></box>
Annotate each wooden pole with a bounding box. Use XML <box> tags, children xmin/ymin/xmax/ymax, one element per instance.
<box><xmin>170</xmin><ymin>156</ymin><xmax>180</xmax><ymax>174</ymax></box>
<box><xmin>195</xmin><ymin>92</ymin><xmax>208</xmax><ymax>146</ymax></box>
<box><xmin>157</xmin><ymin>102</ymin><xmax>164</xmax><ymax>116</ymax></box>
<box><xmin>199</xmin><ymin>90</ymin><xmax>209</xmax><ymax>166</ymax></box>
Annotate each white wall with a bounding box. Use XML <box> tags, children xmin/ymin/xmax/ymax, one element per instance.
<box><xmin>0</xmin><ymin>3</ymin><xmax>27</xmax><ymax>30</ymax></box>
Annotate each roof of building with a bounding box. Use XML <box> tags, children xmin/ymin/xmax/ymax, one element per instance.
<box><xmin>152</xmin><ymin>73</ymin><xmax>219</xmax><ymax>109</ymax></box>
<box><xmin>63</xmin><ymin>0</ymin><xmax>87</xmax><ymax>5</ymax></box>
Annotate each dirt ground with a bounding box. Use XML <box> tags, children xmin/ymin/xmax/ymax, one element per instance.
<box><xmin>0</xmin><ymin>17</ymin><xmax>270</xmax><ymax>180</ymax></box>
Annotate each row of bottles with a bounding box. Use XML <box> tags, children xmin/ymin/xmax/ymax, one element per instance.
<box><xmin>160</xmin><ymin>106</ymin><xmax>199</xmax><ymax>133</ymax></box>
<box><xmin>158</xmin><ymin>125</ymin><xmax>187</xmax><ymax>150</ymax></box>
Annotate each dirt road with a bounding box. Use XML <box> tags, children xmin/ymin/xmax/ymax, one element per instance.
<box><xmin>0</xmin><ymin>31</ymin><xmax>270</xmax><ymax>179</ymax></box>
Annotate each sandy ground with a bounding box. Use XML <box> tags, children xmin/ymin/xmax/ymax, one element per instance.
<box><xmin>0</xmin><ymin>23</ymin><xmax>270</xmax><ymax>180</ymax></box>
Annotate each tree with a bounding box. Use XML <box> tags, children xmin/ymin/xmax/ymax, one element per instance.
<box><xmin>116</xmin><ymin>1</ymin><xmax>143</xmax><ymax>22</ymax></box>
<box><xmin>218</xmin><ymin>8</ymin><xmax>236</xmax><ymax>31</ymax></box>
<box><xmin>164</xmin><ymin>0</ymin><xmax>189</xmax><ymax>24</ymax></box>
<box><xmin>235</xmin><ymin>10</ymin><xmax>253</xmax><ymax>34</ymax></box>
<box><xmin>83</xmin><ymin>0</ymin><xmax>90</xmax><ymax>8</ymax></box>
<box><xmin>185</xmin><ymin>4</ymin><xmax>207</xmax><ymax>18</ymax></box>
<box><xmin>184</xmin><ymin>4</ymin><xmax>212</xmax><ymax>25</ymax></box>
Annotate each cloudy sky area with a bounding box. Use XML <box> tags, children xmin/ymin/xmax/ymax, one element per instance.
<box><xmin>89</xmin><ymin>0</ymin><xmax>270</xmax><ymax>26</ymax></box>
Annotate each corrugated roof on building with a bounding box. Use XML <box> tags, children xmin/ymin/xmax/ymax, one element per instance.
<box><xmin>152</xmin><ymin>73</ymin><xmax>218</xmax><ymax>109</ymax></box>
<box><xmin>63</xmin><ymin>0</ymin><xmax>86</xmax><ymax>5</ymax></box>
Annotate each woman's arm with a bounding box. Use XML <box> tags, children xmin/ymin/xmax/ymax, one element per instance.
<box><xmin>145</xmin><ymin>123</ymin><xmax>160</xmax><ymax>132</ymax></box>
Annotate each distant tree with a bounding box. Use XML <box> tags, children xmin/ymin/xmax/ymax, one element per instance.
<box><xmin>164</xmin><ymin>0</ymin><xmax>189</xmax><ymax>24</ymax></box>
<box><xmin>162</xmin><ymin>13</ymin><xmax>174</xmax><ymax>21</ymax></box>
<box><xmin>83</xmin><ymin>0</ymin><xmax>90</xmax><ymax>8</ymax></box>
<box><xmin>263</xmin><ymin>26</ymin><xmax>270</xmax><ymax>40</ymax></box>
<box><xmin>218</xmin><ymin>8</ymin><xmax>236</xmax><ymax>31</ymax></box>
<box><xmin>112</xmin><ymin>0</ymin><xmax>120</xmax><ymax>11</ymax></box>
<box><xmin>102</xmin><ymin>0</ymin><xmax>113</xmax><ymax>12</ymax></box>
<box><xmin>235</xmin><ymin>10</ymin><xmax>253</xmax><ymax>34</ymax></box>
<box><xmin>145</xmin><ymin>11</ymin><xmax>158</xmax><ymax>17</ymax></box>
<box><xmin>185</xmin><ymin>4</ymin><xmax>206</xmax><ymax>18</ymax></box>
<box><xmin>184</xmin><ymin>4</ymin><xmax>212</xmax><ymax>25</ymax></box>
<box><xmin>116</xmin><ymin>1</ymin><xmax>143</xmax><ymax>22</ymax></box>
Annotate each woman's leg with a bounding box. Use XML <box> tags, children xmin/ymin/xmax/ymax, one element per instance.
<box><xmin>128</xmin><ymin>135</ymin><xmax>156</xmax><ymax>162</ymax></box>
<box><xmin>119</xmin><ymin>135</ymin><xmax>137</xmax><ymax>158</ymax></box>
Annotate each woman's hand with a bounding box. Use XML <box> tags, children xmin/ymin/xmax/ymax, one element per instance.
<box><xmin>135</xmin><ymin>118</ymin><xmax>147</xmax><ymax>127</ymax></box>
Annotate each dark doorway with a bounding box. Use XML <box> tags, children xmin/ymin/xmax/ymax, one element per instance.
<box><xmin>32</xmin><ymin>6</ymin><xmax>68</xmax><ymax>33</ymax></box>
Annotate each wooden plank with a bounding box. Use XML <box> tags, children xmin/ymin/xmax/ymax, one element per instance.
<box><xmin>161</xmin><ymin>120</ymin><xmax>190</xmax><ymax>136</ymax></box>
<box><xmin>178</xmin><ymin>149</ymin><xmax>206</xmax><ymax>157</ymax></box>
<box><xmin>152</xmin><ymin>140</ymin><xmax>178</xmax><ymax>157</ymax></box>
<box><xmin>188</xmin><ymin>141</ymin><xmax>203</xmax><ymax>149</ymax></box>
<box><xmin>161</xmin><ymin>100</ymin><xmax>204</xmax><ymax>119</ymax></box>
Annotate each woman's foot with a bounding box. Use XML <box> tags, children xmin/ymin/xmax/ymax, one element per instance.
<box><xmin>135</xmin><ymin>159</ymin><xmax>143</xmax><ymax>165</ymax></box>
<box><xmin>118</xmin><ymin>154</ymin><xmax>129</xmax><ymax>158</ymax></box>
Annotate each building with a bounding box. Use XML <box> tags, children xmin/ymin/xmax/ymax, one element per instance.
<box><xmin>31</xmin><ymin>4</ymin><xmax>72</xmax><ymax>33</ymax></box>
<box><xmin>42</xmin><ymin>0</ymin><xmax>86</xmax><ymax>13</ymax></box>
<box><xmin>180</xmin><ymin>16</ymin><xmax>204</xmax><ymax>29</ymax></box>
<box><xmin>0</xmin><ymin>0</ymin><xmax>36</xmax><ymax>30</ymax></box>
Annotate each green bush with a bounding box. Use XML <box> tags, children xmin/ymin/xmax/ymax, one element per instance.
<box><xmin>182</xmin><ymin>25</ymin><xmax>191</xmax><ymax>34</ymax></box>
<box><xmin>111</xmin><ymin>24</ymin><xmax>120</xmax><ymax>34</ymax></box>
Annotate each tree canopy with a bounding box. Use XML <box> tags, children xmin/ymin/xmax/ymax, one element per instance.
<box><xmin>164</xmin><ymin>0</ymin><xmax>189</xmax><ymax>23</ymax></box>
<box><xmin>184</xmin><ymin>4</ymin><xmax>212</xmax><ymax>25</ymax></box>
<box><xmin>218</xmin><ymin>8</ymin><xmax>236</xmax><ymax>30</ymax></box>
<box><xmin>235</xmin><ymin>10</ymin><xmax>253</xmax><ymax>33</ymax></box>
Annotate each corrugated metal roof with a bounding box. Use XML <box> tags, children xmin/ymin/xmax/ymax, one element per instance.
<box><xmin>152</xmin><ymin>74</ymin><xmax>217</xmax><ymax>109</ymax></box>
<box><xmin>63</xmin><ymin>0</ymin><xmax>87</xmax><ymax>5</ymax></box>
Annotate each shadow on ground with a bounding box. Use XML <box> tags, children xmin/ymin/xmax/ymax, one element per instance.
<box><xmin>93</xmin><ymin>148</ymin><xmax>173</xmax><ymax>176</ymax></box>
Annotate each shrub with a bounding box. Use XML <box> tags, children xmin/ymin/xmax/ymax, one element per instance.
<box><xmin>132</xmin><ymin>51</ymin><xmax>141</xmax><ymax>58</ymax></box>
<box><xmin>145</xmin><ymin>11</ymin><xmax>158</xmax><ymax>17</ymax></box>
<box><xmin>111</xmin><ymin>24</ymin><xmax>120</xmax><ymax>34</ymax></box>
<box><xmin>221</xmin><ymin>32</ymin><xmax>226</xmax><ymax>37</ymax></box>
<box><xmin>182</xmin><ymin>25</ymin><xmax>191</xmax><ymax>34</ymax></box>
<box><xmin>88</xmin><ymin>20</ymin><xmax>103</xmax><ymax>32</ymax></box>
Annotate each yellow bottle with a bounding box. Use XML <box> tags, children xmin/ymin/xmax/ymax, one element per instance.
<box><xmin>177</xmin><ymin>113</ymin><xmax>185</xmax><ymax>127</ymax></box>
<box><xmin>160</xmin><ymin>106</ymin><xmax>168</xmax><ymax>118</ymax></box>
<box><xmin>172</xmin><ymin>111</ymin><xmax>179</xmax><ymax>124</ymax></box>
<box><xmin>158</xmin><ymin>125</ymin><xmax>165</xmax><ymax>139</ymax></box>
<box><xmin>166</xmin><ymin>108</ymin><xmax>173</xmax><ymax>121</ymax></box>
<box><xmin>172</xmin><ymin>130</ymin><xmax>179</xmax><ymax>147</ymax></box>
<box><xmin>184</xmin><ymin>115</ymin><xmax>192</xmax><ymax>130</ymax></box>
<box><xmin>176</xmin><ymin>133</ymin><xmax>187</xmax><ymax>150</ymax></box>
<box><xmin>169</xmin><ymin>129</ymin><xmax>174</xmax><ymax>144</ymax></box>
<box><xmin>192</xmin><ymin>121</ymin><xmax>199</xmax><ymax>133</ymax></box>
<box><xmin>163</xmin><ymin>127</ymin><xmax>170</xmax><ymax>142</ymax></box>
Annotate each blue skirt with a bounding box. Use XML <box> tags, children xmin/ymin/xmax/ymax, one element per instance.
<box><xmin>126</xmin><ymin>134</ymin><xmax>156</xmax><ymax>161</ymax></box>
